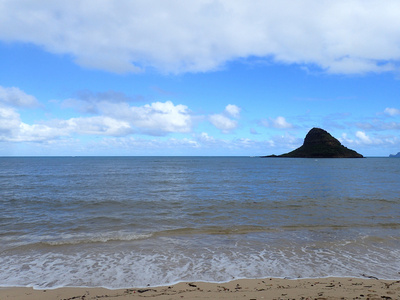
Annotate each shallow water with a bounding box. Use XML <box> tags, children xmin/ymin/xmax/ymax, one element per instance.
<box><xmin>0</xmin><ymin>156</ymin><xmax>399</xmax><ymax>288</ymax></box>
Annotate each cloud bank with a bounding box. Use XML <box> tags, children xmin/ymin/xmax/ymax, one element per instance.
<box><xmin>1</xmin><ymin>85</ymin><xmax>400</xmax><ymax>156</ymax></box>
<box><xmin>1</xmin><ymin>0</ymin><xmax>400</xmax><ymax>74</ymax></box>
<box><xmin>0</xmin><ymin>86</ymin><xmax>193</xmax><ymax>142</ymax></box>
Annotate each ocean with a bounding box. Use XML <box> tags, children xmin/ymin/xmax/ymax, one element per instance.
<box><xmin>0</xmin><ymin>156</ymin><xmax>399</xmax><ymax>289</ymax></box>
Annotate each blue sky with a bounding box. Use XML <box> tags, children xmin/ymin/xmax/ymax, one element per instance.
<box><xmin>1</xmin><ymin>1</ymin><xmax>400</xmax><ymax>156</ymax></box>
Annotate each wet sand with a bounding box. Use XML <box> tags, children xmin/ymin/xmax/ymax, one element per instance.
<box><xmin>1</xmin><ymin>277</ymin><xmax>399</xmax><ymax>300</ymax></box>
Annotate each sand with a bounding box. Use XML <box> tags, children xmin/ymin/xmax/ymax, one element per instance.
<box><xmin>1</xmin><ymin>277</ymin><xmax>399</xmax><ymax>300</ymax></box>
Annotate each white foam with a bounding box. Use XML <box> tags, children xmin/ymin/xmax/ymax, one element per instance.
<box><xmin>1</xmin><ymin>234</ymin><xmax>400</xmax><ymax>289</ymax></box>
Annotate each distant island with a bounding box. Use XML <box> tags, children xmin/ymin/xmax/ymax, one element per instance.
<box><xmin>262</xmin><ymin>127</ymin><xmax>364</xmax><ymax>158</ymax></box>
<box><xmin>389</xmin><ymin>152</ymin><xmax>400</xmax><ymax>158</ymax></box>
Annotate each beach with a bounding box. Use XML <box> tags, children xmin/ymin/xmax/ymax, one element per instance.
<box><xmin>1</xmin><ymin>277</ymin><xmax>400</xmax><ymax>300</ymax></box>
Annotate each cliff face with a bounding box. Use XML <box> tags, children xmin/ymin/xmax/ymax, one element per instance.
<box><xmin>266</xmin><ymin>128</ymin><xmax>363</xmax><ymax>158</ymax></box>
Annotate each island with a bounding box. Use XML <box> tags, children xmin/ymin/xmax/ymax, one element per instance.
<box><xmin>389</xmin><ymin>152</ymin><xmax>400</xmax><ymax>158</ymax></box>
<box><xmin>262</xmin><ymin>127</ymin><xmax>364</xmax><ymax>158</ymax></box>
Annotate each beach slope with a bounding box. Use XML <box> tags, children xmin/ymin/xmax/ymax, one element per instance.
<box><xmin>1</xmin><ymin>277</ymin><xmax>399</xmax><ymax>300</ymax></box>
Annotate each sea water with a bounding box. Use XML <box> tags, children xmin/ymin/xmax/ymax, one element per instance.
<box><xmin>0</xmin><ymin>156</ymin><xmax>399</xmax><ymax>289</ymax></box>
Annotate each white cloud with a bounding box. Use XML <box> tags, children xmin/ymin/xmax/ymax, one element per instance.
<box><xmin>342</xmin><ymin>130</ymin><xmax>388</xmax><ymax>146</ymax></box>
<box><xmin>65</xmin><ymin>117</ymin><xmax>132</xmax><ymax>136</ymax></box>
<box><xmin>272</xmin><ymin>116</ymin><xmax>293</xmax><ymax>129</ymax></box>
<box><xmin>198</xmin><ymin>132</ymin><xmax>215</xmax><ymax>143</ymax></box>
<box><xmin>341</xmin><ymin>133</ymin><xmax>354</xmax><ymax>144</ymax></box>
<box><xmin>208</xmin><ymin>104</ymin><xmax>241</xmax><ymax>133</ymax></box>
<box><xmin>356</xmin><ymin>119</ymin><xmax>400</xmax><ymax>131</ymax></box>
<box><xmin>129</xmin><ymin>101</ymin><xmax>192</xmax><ymax>135</ymax></box>
<box><xmin>1</xmin><ymin>87</ymin><xmax>193</xmax><ymax>142</ymax></box>
<box><xmin>355</xmin><ymin>131</ymin><xmax>373</xmax><ymax>144</ymax></box>
<box><xmin>225</xmin><ymin>104</ymin><xmax>241</xmax><ymax>118</ymax></box>
<box><xmin>268</xmin><ymin>132</ymin><xmax>301</xmax><ymax>150</ymax></box>
<box><xmin>93</xmin><ymin>132</ymin><xmax>286</xmax><ymax>156</ymax></box>
<box><xmin>209</xmin><ymin>114</ymin><xmax>238</xmax><ymax>133</ymax></box>
<box><xmin>0</xmin><ymin>108</ymin><xmax>131</xmax><ymax>142</ymax></box>
<box><xmin>0</xmin><ymin>104</ymin><xmax>68</xmax><ymax>142</ymax></box>
<box><xmin>194</xmin><ymin>132</ymin><xmax>277</xmax><ymax>153</ymax></box>
<box><xmin>1</xmin><ymin>1</ymin><xmax>400</xmax><ymax>74</ymax></box>
<box><xmin>262</xmin><ymin>116</ymin><xmax>293</xmax><ymax>129</ymax></box>
<box><xmin>0</xmin><ymin>105</ymin><xmax>21</xmax><ymax>137</ymax></box>
<box><xmin>98</xmin><ymin>136</ymin><xmax>201</xmax><ymax>153</ymax></box>
<box><xmin>0</xmin><ymin>86</ymin><xmax>39</xmax><ymax>107</ymax></box>
<box><xmin>15</xmin><ymin>123</ymin><xmax>68</xmax><ymax>142</ymax></box>
<box><xmin>340</xmin><ymin>130</ymin><xmax>400</xmax><ymax>153</ymax></box>
<box><xmin>63</xmin><ymin>98</ymin><xmax>193</xmax><ymax>136</ymax></box>
<box><xmin>384</xmin><ymin>107</ymin><xmax>400</xmax><ymax>116</ymax></box>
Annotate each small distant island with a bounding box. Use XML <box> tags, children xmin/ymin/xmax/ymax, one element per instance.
<box><xmin>389</xmin><ymin>152</ymin><xmax>400</xmax><ymax>158</ymax></box>
<box><xmin>262</xmin><ymin>127</ymin><xmax>364</xmax><ymax>158</ymax></box>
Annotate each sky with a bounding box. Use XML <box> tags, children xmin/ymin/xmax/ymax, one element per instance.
<box><xmin>1</xmin><ymin>0</ymin><xmax>400</xmax><ymax>156</ymax></box>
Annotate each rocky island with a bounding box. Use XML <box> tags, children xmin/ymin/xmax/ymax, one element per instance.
<box><xmin>263</xmin><ymin>127</ymin><xmax>363</xmax><ymax>158</ymax></box>
<box><xmin>389</xmin><ymin>152</ymin><xmax>400</xmax><ymax>157</ymax></box>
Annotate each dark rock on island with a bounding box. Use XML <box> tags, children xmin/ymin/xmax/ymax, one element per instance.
<box><xmin>263</xmin><ymin>127</ymin><xmax>363</xmax><ymax>158</ymax></box>
<box><xmin>389</xmin><ymin>152</ymin><xmax>400</xmax><ymax>158</ymax></box>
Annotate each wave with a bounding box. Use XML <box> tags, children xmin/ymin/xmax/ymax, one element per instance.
<box><xmin>40</xmin><ymin>232</ymin><xmax>153</xmax><ymax>246</ymax></box>
<box><xmin>2</xmin><ymin>232</ymin><xmax>400</xmax><ymax>289</ymax></box>
<box><xmin>36</xmin><ymin>226</ymin><xmax>272</xmax><ymax>247</ymax></box>
<box><xmin>153</xmin><ymin>225</ymin><xmax>275</xmax><ymax>237</ymax></box>
<box><xmin>10</xmin><ymin>220</ymin><xmax>400</xmax><ymax>249</ymax></box>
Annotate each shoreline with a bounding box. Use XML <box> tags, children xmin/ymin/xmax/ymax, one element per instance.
<box><xmin>1</xmin><ymin>277</ymin><xmax>399</xmax><ymax>300</ymax></box>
